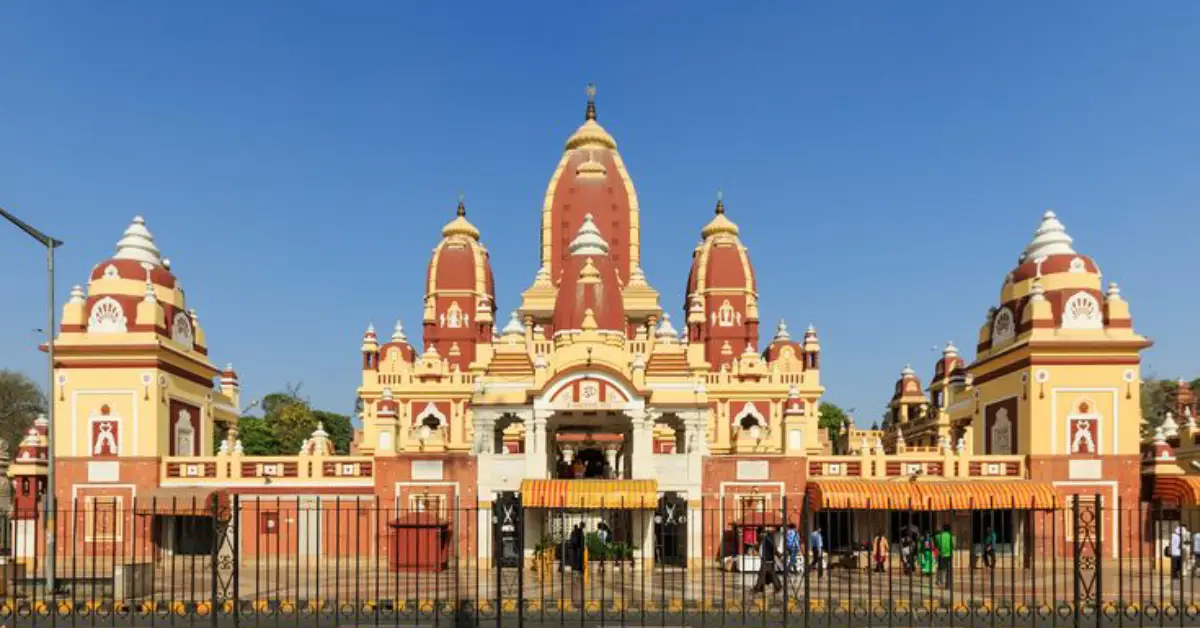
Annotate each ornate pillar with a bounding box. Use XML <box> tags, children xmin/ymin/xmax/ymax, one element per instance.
<box><xmin>680</xmin><ymin>410</ymin><xmax>709</xmax><ymax>455</ymax></box>
<box><xmin>524</xmin><ymin>409</ymin><xmax>548</xmax><ymax>478</ymax></box>
<box><xmin>627</xmin><ymin>408</ymin><xmax>656</xmax><ymax>480</ymax></box>
<box><xmin>472</xmin><ymin>410</ymin><xmax>497</xmax><ymax>455</ymax></box>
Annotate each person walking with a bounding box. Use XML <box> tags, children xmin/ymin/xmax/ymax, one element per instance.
<box><xmin>1170</xmin><ymin>523</ymin><xmax>1184</xmax><ymax>579</ymax></box>
<box><xmin>569</xmin><ymin>523</ymin><xmax>585</xmax><ymax>572</ymax></box>
<box><xmin>809</xmin><ymin>526</ymin><xmax>825</xmax><ymax>580</ymax></box>
<box><xmin>899</xmin><ymin>534</ymin><xmax>914</xmax><ymax>576</ymax></box>
<box><xmin>785</xmin><ymin>523</ymin><xmax>802</xmax><ymax>574</ymax></box>
<box><xmin>751</xmin><ymin>527</ymin><xmax>783</xmax><ymax>595</ymax></box>
<box><xmin>872</xmin><ymin>532</ymin><xmax>890</xmax><ymax>573</ymax></box>
<box><xmin>1191</xmin><ymin>528</ymin><xmax>1200</xmax><ymax>577</ymax></box>
<box><xmin>982</xmin><ymin>526</ymin><xmax>997</xmax><ymax>569</ymax></box>
<box><xmin>934</xmin><ymin>524</ymin><xmax>955</xmax><ymax>590</ymax></box>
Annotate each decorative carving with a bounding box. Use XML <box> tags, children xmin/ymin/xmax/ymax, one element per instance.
<box><xmin>87</xmin><ymin>297</ymin><xmax>128</xmax><ymax>333</ymax></box>
<box><xmin>1061</xmin><ymin>291</ymin><xmax>1103</xmax><ymax>330</ymax></box>
<box><xmin>174</xmin><ymin>409</ymin><xmax>195</xmax><ymax>456</ymax></box>
<box><xmin>445</xmin><ymin>301</ymin><xmax>464</xmax><ymax>328</ymax></box>
<box><xmin>991</xmin><ymin>307</ymin><xmax>1015</xmax><ymax>345</ymax></box>
<box><xmin>717</xmin><ymin>300</ymin><xmax>735</xmax><ymax>327</ymax></box>
<box><xmin>171</xmin><ymin>311</ymin><xmax>194</xmax><ymax>351</ymax></box>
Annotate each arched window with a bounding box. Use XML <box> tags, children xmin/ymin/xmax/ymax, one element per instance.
<box><xmin>1061</xmin><ymin>291</ymin><xmax>1103</xmax><ymax>330</ymax></box>
<box><xmin>88</xmin><ymin>297</ymin><xmax>128</xmax><ymax>333</ymax></box>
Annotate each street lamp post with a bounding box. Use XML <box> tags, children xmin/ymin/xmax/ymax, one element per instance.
<box><xmin>0</xmin><ymin>206</ymin><xmax>63</xmax><ymax>595</ymax></box>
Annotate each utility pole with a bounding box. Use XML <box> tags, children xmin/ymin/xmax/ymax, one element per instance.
<box><xmin>0</xmin><ymin>206</ymin><xmax>63</xmax><ymax>594</ymax></box>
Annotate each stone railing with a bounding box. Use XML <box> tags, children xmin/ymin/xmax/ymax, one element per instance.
<box><xmin>806</xmin><ymin>452</ymin><xmax>1026</xmax><ymax>480</ymax></box>
<box><xmin>161</xmin><ymin>454</ymin><xmax>376</xmax><ymax>485</ymax></box>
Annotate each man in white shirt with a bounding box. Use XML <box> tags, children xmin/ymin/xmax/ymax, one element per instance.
<box><xmin>1191</xmin><ymin>529</ymin><xmax>1200</xmax><ymax>577</ymax></box>
<box><xmin>1170</xmin><ymin>525</ymin><xmax>1185</xmax><ymax>579</ymax></box>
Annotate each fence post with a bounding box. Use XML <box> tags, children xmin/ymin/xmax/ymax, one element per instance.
<box><xmin>1095</xmin><ymin>493</ymin><xmax>1103</xmax><ymax>628</ymax></box>
<box><xmin>1072</xmin><ymin>496</ymin><xmax>1082</xmax><ymax>628</ymax></box>
<box><xmin>802</xmin><ymin>493</ymin><xmax>811</xmax><ymax>628</ymax></box>
<box><xmin>783</xmin><ymin>494</ymin><xmax>789</xmax><ymax>627</ymax></box>
<box><xmin>517</xmin><ymin>500</ymin><xmax>524</xmax><ymax>628</ymax></box>
<box><xmin>211</xmin><ymin>494</ymin><xmax>220</xmax><ymax>628</ymax></box>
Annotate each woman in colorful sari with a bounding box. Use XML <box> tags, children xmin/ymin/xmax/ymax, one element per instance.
<box><xmin>918</xmin><ymin>532</ymin><xmax>937</xmax><ymax>576</ymax></box>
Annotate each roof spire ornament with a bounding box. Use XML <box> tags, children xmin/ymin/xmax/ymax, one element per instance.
<box><xmin>585</xmin><ymin>83</ymin><xmax>597</xmax><ymax>121</ymax></box>
<box><xmin>114</xmin><ymin>216</ymin><xmax>163</xmax><ymax>266</ymax></box>
<box><xmin>441</xmin><ymin>195</ymin><xmax>480</xmax><ymax>240</ymax></box>
<box><xmin>701</xmin><ymin>191</ymin><xmax>740</xmax><ymax>238</ymax></box>
<box><xmin>774</xmin><ymin>319</ymin><xmax>790</xmax><ymax>342</ymax></box>
<box><xmin>1023</xmin><ymin>210</ymin><xmax>1076</xmax><ymax>260</ymax></box>
<box><xmin>568</xmin><ymin>214</ymin><xmax>610</xmax><ymax>256</ymax></box>
<box><xmin>391</xmin><ymin>319</ymin><xmax>408</xmax><ymax>343</ymax></box>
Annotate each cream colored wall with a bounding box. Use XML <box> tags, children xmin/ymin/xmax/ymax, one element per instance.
<box><xmin>55</xmin><ymin>366</ymin><xmax>236</xmax><ymax>458</ymax></box>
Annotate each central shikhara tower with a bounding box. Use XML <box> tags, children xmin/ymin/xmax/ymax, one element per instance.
<box><xmin>355</xmin><ymin>87</ymin><xmax>824</xmax><ymax>517</ymax></box>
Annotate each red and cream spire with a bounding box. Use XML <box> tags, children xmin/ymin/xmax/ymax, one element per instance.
<box><xmin>522</xmin><ymin>85</ymin><xmax>659</xmax><ymax>331</ymax></box>
<box><xmin>423</xmin><ymin>198</ymin><xmax>496</xmax><ymax>371</ymax></box>
<box><xmin>685</xmin><ymin>193</ymin><xmax>760</xmax><ymax>369</ymax></box>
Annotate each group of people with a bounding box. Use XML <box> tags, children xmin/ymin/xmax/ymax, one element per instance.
<box><xmin>894</xmin><ymin>525</ymin><xmax>960</xmax><ymax>589</ymax></box>
<box><xmin>1166</xmin><ymin>522</ymin><xmax>1200</xmax><ymax>579</ymax></box>
<box><xmin>749</xmin><ymin>523</ymin><xmax>969</xmax><ymax>595</ymax></box>
<box><xmin>563</xmin><ymin>521</ymin><xmax>613</xmax><ymax>572</ymax></box>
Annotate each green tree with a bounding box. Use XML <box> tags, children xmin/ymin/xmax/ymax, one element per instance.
<box><xmin>1141</xmin><ymin>379</ymin><xmax>1174</xmax><ymax>436</ymax></box>
<box><xmin>313</xmin><ymin>410</ymin><xmax>354</xmax><ymax>454</ymax></box>
<box><xmin>236</xmin><ymin>416</ymin><xmax>280</xmax><ymax>455</ymax></box>
<box><xmin>818</xmin><ymin>402</ymin><xmax>849</xmax><ymax>441</ymax></box>
<box><xmin>273</xmin><ymin>401</ymin><xmax>318</xmax><ymax>455</ymax></box>
<box><xmin>0</xmin><ymin>370</ymin><xmax>46</xmax><ymax>453</ymax></box>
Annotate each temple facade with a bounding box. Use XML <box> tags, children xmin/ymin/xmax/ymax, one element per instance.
<box><xmin>9</xmin><ymin>89</ymin><xmax>1165</xmax><ymax>569</ymax></box>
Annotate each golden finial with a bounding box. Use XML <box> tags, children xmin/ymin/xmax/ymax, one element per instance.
<box><xmin>715</xmin><ymin>189</ymin><xmax>725</xmax><ymax>215</ymax></box>
<box><xmin>457</xmin><ymin>193</ymin><xmax>466</xmax><ymax>217</ymax></box>
<box><xmin>585</xmin><ymin>83</ymin><xmax>597</xmax><ymax>121</ymax></box>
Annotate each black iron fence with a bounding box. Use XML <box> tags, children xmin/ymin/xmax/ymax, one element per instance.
<box><xmin>0</xmin><ymin>494</ymin><xmax>1198</xmax><ymax>626</ymax></box>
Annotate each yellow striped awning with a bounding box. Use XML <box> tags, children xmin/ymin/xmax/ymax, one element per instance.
<box><xmin>807</xmin><ymin>479</ymin><xmax>1057</xmax><ymax>511</ymax></box>
<box><xmin>1152</xmin><ymin>476</ymin><xmax>1200</xmax><ymax>506</ymax></box>
<box><xmin>520</xmin><ymin>479</ymin><xmax>658</xmax><ymax>509</ymax></box>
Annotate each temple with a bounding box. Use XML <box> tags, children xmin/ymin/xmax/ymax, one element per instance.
<box><xmin>10</xmin><ymin>87</ymin><xmax>1173</xmax><ymax>571</ymax></box>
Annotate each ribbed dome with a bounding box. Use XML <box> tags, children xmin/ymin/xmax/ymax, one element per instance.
<box><xmin>568</xmin><ymin>214</ymin><xmax>609</xmax><ymax>256</ymax></box>
<box><xmin>113</xmin><ymin>216</ymin><xmax>163</xmax><ymax>265</ymax></box>
<box><xmin>1022</xmin><ymin>210</ymin><xmax>1074</xmax><ymax>260</ymax></box>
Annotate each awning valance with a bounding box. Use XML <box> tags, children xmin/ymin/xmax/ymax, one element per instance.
<box><xmin>1152</xmin><ymin>476</ymin><xmax>1200</xmax><ymax>506</ymax></box>
<box><xmin>134</xmin><ymin>487</ymin><xmax>229</xmax><ymax>516</ymax></box>
<box><xmin>807</xmin><ymin>479</ymin><xmax>1057</xmax><ymax>511</ymax></box>
<box><xmin>520</xmin><ymin>479</ymin><xmax>658</xmax><ymax>509</ymax></box>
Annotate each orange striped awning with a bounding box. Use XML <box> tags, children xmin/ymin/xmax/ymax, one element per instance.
<box><xmin>520</xmin><ymin>479</ymin><xmax>658</xmax><ymax>509</ymax></box>
<box><xmin>807</xmin><ymin>479</ymin><xmax>1057</xmax><ymax>511</ymax></box>
<box><xmin>1152</xmin><ymin>476</ymin><xmax>1200</xmax><ymax>506</ymax></box>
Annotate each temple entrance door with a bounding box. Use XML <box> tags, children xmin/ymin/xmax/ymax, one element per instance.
<box><xmin>655</xmin><ymin>492</ymin><xmax>687</xmax><ymax>567</ymax></box>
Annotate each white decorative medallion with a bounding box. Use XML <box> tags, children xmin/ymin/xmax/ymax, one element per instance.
<box><xmin>87</xmin><ymin>297</ymin><xmax>128</xmax><ymax>333</ymax></box>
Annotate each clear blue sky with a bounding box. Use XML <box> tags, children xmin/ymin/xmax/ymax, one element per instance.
<box><xmin>2</xmin><ymin>2</ymin><xmax>1198</xmax><ymax>423</ymax></box>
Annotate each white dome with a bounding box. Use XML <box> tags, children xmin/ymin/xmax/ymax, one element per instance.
<box><xmin>655</xmin><ymin>313</ymin><xmax>679</xmax><ymax>339</ymax></box>
<box><xmin>113</xmin><ymin>216</ymin><xmax>163</xmax><ymax>266</ymax></box>
<box><xmin>568</xmin><ymin>214</ymin><xmax>610</xmax><ymax>256</ymax></box>
<box><xmin>1023</xmin><ymin>210</ymin><xmax>1076</xmax><ymax>260</ymax></box>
